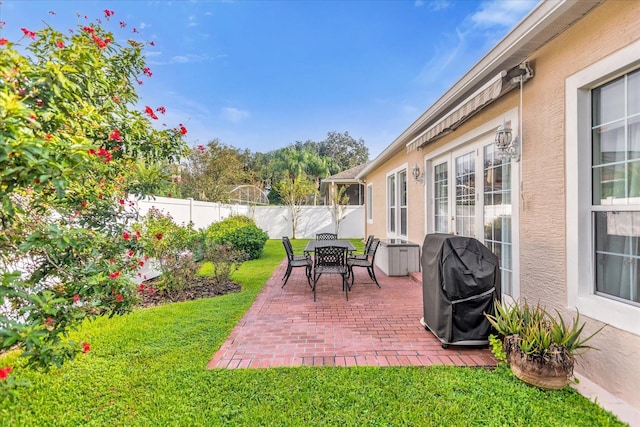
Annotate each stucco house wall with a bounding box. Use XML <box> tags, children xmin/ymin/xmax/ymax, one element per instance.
<box><xmin>361</xmin><ymin>0</ymin><xmax>640</xmax><ymax>410</ymax></box>
<box><xmin>517</xmin><ymin>0</ymin><xmax>640</xmax><ymax>408</ymax></box>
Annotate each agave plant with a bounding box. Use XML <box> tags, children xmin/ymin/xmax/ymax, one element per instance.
<box><xmin>485</xmin><ymin>300</ymin><xmax>605</xmax><ymax>359</ymax></box>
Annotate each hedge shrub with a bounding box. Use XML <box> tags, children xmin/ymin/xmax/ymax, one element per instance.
<box><xmin>205</xmin><ymin>215</ymin><xmax>268</xmax><ymax>260</ymax></box>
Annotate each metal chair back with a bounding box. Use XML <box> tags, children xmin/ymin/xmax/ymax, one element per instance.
<box><xmin>316</xmin><ymin>233</ymin><xmax>338</xmax><ymax>241</ymax></box>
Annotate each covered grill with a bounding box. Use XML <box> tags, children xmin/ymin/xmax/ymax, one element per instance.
<box><xmin>420</xmin><ymin>233</ymin><xmax>501</xmax><ymax>348</ymax></box>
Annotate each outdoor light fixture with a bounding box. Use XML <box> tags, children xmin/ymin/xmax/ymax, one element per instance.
<box><xmin>495</xmin><ymin>119</ymin><xmax>520</xmax><ymax>161</ymax></box>
<box><xmin>412</xmin><ymin>163</ymin><xmax>424</xmax><ymax>184</ymax></box>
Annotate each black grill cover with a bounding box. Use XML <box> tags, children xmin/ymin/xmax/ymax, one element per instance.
<box><xmin>421</xmin><ymin>233</ymin><xmax>501</xmax><ymax>345</ymax></box>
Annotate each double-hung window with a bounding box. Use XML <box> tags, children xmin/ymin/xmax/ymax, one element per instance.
<box><xmin>387</xmin><ymin>168</ymin><xmax>407</xmax><ymax>237</ymax></box>
<box><xmin>592</xmin><ymin>70</ymin><xmax>640</xmax><ymax>305</ymax></box>
<box><xmin>366</xmin><ymin>184</ymin><xmax>373</xmax><ymax>223</ymax></box>
<box><xmin>566</xmin><ymin>39</ymin><xmax>640</xmax><ymax>335</ymax></box>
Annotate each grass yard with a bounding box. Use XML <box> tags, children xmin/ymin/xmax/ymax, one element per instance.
<box><xmin>0</xmin><ymin>240</ymin><xmax>626</xmax><ymax>426</ymax></box>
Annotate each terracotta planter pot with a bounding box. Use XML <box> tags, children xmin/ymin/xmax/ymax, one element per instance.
<box><xmin>503</xmin><ymin>335</ymin><xmax>573</xmax><ymax>390</ymax></box>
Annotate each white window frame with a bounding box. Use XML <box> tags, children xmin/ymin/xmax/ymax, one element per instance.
<box><xmin>566</xmin><ymin>38</ymin><xmax>640</xmax><ymax>335</ymax></box>
<box><xmin>366</xmin><ymin>183</ymin><xmax>373</xmax><ymax>223</ymax></box>
<box><xmin>386</xmin><ymin>164</ymin><xmax>408</xmax><ymax>238</ymax></box>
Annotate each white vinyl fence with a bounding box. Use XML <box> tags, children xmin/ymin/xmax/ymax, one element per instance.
<box><xmin>132</xmin><ymin>196</ymin><xmax>365</xmax><ymax>239</ymax></box>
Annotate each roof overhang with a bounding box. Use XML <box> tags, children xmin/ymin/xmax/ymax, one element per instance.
<box><xmin>357</xmin><ymin>0</ymin><xmax>605</xmax><ymax>180</ymax></box>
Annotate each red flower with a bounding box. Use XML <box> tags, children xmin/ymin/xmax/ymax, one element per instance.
<box><xmin>21</xmin><ymin>28</ymin><xmax>36</xmax><ymax>39</ymax></box>
<box><xmin>137</xmin><ymin>284</ymin><xmax>145</xmax><ymax>293</ymax></box>
<box><xmin>148</xmin><ymin>287</ymin><xmax>155</xmax><ymax>294</ymax></box>
<box><xmin>119</xmin><ymin>21</ymin><xmax>127</xmax><ymax>28</ymax></box>
<box><xmin>155</xmin><ymin>233</ymin><xmax>163</xmax><ymax>240</ymax></box>
<box><xmin>109</xmin><ymin>271</ymin><xmax>120</xmax><ymax>279</ymax></box>
<box><xmin>82</xmin><ymin>26</ymin><xmax>95</xmax><ymax>34</ymax></box>
<box><xmin>156</xmin><ymin>106</ymin><xmax>166</xmax><ymax>114</ymax></box>
<box><xmin>0</xmin><ymin>38</ymin><xmax>8</xmax><ymax>45</ymax></box>
<box><xmin>45</xmin><ymin>134</ymin><xmax>53</xmax><ymax>140</ymax></box>
<box><xmin>112</xmin><ymin>96</ymin><xmax>120</xmax><ymax>103</ymax></box>
<box><xmin>197</xmin><ymin>145</ymin><xmax>205</xmax><ymax>153</ymax></box>
<box><xmin>119</xmin><ymin>199</ymin><xmax>125</xmax><ymax>205</ymax></box>
<box><xmin>122</xmin><ymin>231</ymin><xmax>131</xmax><ymax>240</ymax></box>
<box><xmin>0</xmin><ymin>366</ymin><xmax>13</xmax><ymax>381</ymax></box>
<box><xmin>143</xmin><ymin>67</ymin><xmax>152</xmax><ymax>77</ymax></box>
<box><xmin>55</xmin><ymin>40</ymin><xmax>65</xmax><ymax>48</ymax></box>
<box><xmin>149</xmin><ymin>40</ymin><xmax>155</xmax><ymax>46</ymax></box>
<box><xmin>30</xmin><ymin>114</ymin><xmax>37</xmax><ymax>120</ymax></box>
<box><xmin>91</xmin><ymin>34</ymin><xmax>107</xmax><ymax>49</ymax></box>
<box><xmin>138</xmin><ymin>260</ymin><xmax>144</xmax><ymax>267</ymax></box>
<box><xmin>73</xmin><ymin>294</ymin><xmax>80</xmax><ymax>302</ymax></box>
<box><xmin>128</xmin><ymin>249</ymin><xmax>134</xmax><ymax>257</ymax></box>
<box><xmin>81</xmin><ymin>342</ymin><xmax>91</xmax><ymax>353</ymax></box>
<box><xmin>81</xmin><ymin>201</ymin><xmax>87</xmax><ymax>208</ymax></box>
<box><xmin>104</xmin><ymin>9</ymin><xmax>114</xmax><ymax>18</ymax></box>
<box><xmin>178</xmin><ymin>124</ymin><xmax>187</xmax><ymax>135</ymax></box>
<box><xmin>88</xmin><ymin>148</ymin><xmax>97</xmax><ymax>155</ymax></box>
<box><xmin>115</xmin><ymin>294</ymin><xmax>123</xmax><ymax>302</ymax></box>
<box><xmin>132</xmin><ymin>27</ymin><xmax>138</xmax><ymax>33</ymax></box>
<box><xmin>144</xmin><ymin>106</ymin><xmax>158</xmax><ymax>120</ymax></box>
<box><xmin>109</xmin><ymin>258</ymin><xmax>116</xmax><ymax>263</ymax></box>
<box><xmin>109</xmin><ymin>129</ymin><xmax>122</xmax><ymax>141</ymax></box>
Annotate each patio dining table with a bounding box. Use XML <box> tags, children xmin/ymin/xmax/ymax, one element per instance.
<box><xmin>304</xmin><ymin>239</ymin><xmax>356</xmax><ymax>255</ymax></box>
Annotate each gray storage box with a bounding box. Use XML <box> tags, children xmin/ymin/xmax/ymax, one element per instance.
<box><xmin>375</xmin><ymin>239</ymin><xmax>420</xmax><ymax>276</ymax></box>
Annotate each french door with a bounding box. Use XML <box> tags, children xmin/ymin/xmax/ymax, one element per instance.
<box><xmin>428</xmin><ymin>143</ymin><xmax>516</xmax><ymax>296</ymax></box>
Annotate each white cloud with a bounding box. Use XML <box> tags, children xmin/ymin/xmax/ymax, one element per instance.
<box><xmin>188</xmin><ymin>15</ymin><xmax>197</xmax><ymax>27</ymax></box>
<box><xmin>471</xmin><ymin>0</ymin><xmax>537</xmax><ymax>28</ymax></box>
<box><xmin>426</xmin><ymin>1</ymin><xmax>452</xmax><ymax>11</ymax></box>
<box><xmin>221</xmin><ymin>107</ymin><xmax>250</xmax><ymax>123</ymax></box>
<box><xmin>168</xmin><ymin>53</ymin><xmax>209</xmax><ymax>64</ymax></box>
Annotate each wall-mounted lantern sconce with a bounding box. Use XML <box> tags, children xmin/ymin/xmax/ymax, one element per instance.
<box><xmin>412</xmin><ymin>163</ymin><xmax>424</xmax><ymax>184</ymax></box>
<box><xmin>495</xmin><ymin>120</ymin><xmax>520</xmax><ymax>161</ymax></box>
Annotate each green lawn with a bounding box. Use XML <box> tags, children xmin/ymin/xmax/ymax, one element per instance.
<box><xmin>0</xmin><ymin>240</ymin><xmax>625</xmax><ymax>426</ymax></box>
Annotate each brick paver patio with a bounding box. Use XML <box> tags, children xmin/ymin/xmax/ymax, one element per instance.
<box><xmin>207</xmin><ymin>259</ymin><xmax>496</xmax><ymax>369</ymax></box>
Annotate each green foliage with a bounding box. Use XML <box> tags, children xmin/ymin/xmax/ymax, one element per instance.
<box><xmin>205</xmin><ymin>215</ymin><xmax>268</xmax><ymax>260</ymax></box>
<box><xmin>485</xmin><ymin>300</ymin><xmax>605</xmax><ymax>359</ymax></box>
<box><xmin>197</xmin><ymin>244</ymin><xmax>246</xmax><ymax>286</ymax></box>
<box><xmin>178</xmin><ymin>140</ymin><xmax>254</xmax><ymax>202</ymax></box>
<box><xmin>0</xmin><ymin>9</ymin><xmax>187</xmax><ymax>377</ymax></box>
<box><xmin>134</xmin><ymin>208</ymin><xmax>200</xmax><ymax>293</ymax></box>
<box><xmin>0</xmin><ymin>242</ymin><xmax>624</xmax><ymax>426</ymax></box>
<box><xmin>488</xmin><ymin>334</ymin><xmax>507</xmax><ymax>365</ymax></box>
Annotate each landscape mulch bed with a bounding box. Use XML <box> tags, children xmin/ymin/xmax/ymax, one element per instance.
<box><xmin>137</xmin><ymin>276</ymin><xmax>241</xmax><ymax>308</ymax></box>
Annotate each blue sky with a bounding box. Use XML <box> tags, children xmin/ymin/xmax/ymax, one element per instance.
<box><xmin>1</xmin><ymin>0</ymin><xmax>538</xmax><ymax>158</ymax></box>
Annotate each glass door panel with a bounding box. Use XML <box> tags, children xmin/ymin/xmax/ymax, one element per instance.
<box><xmin>455</xmin><ymin>151</ymin><xmax>476</xmax><ymax>237</ymax></box>
<box><xmin>433</xmin><ymin>161</ymin><xmax>449</xmax><ymax>233</ymax></box>
<box><xmin>483</xmin><ymin>144</ymin><xmax>513</xmax><ymax>295</ymax></box>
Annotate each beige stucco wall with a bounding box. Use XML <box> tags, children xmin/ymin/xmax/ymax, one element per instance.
<box><xmin>364</xmin><ymin>0</ymin><xmax>640</xmax><ymax>409</ymax></box>
<box><xmin>518</xmin><ymin>0</ymin><xmax>640</xmax><ymax>410</ymax></box>
<box><xmin>364</xmin><ymin>147</ymin><xmax>426</xmax><ymax>244</ymax></box>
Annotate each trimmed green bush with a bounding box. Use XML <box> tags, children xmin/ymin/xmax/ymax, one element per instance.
<box><xmin>205</xmin><ymin>215</ymin><xmax>268</xmax><ymax>260</ymax></box>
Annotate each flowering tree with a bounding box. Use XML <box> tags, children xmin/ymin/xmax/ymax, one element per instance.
<box><xmin>0</xmin><ymin>9</ymin><xmax>188</xmax><ymax>385</ymax></box>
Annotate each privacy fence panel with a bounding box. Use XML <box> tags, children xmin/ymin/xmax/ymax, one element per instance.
<box><xmin>133</xmin><ymin>196</ymin><xmax>364</xmax><ymax>239</ymax></box>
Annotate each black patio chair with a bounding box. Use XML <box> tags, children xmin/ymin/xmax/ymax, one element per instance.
<box><xmin>316</xmin><ymin>233</ymin><xmax>338</xmax><ymax>240</ymax></box>
<box><xmin>349</xmin><ymin>235</ymin><xmax>374</xmax><ymax>261</ymax></box>
<box><xmin>347</xmin><ymin>238</ymin><xmax>381</xmax><ymax>288</ymax></box>
<box><xmin>313</xmin><ymin>245</ymin><xmax>349</xmax><ymax>301</ymax></box>
<box><xmin>281</xmin><ymin>236</ymin><xmax>312</xmax><ymax>288</ymax></box>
